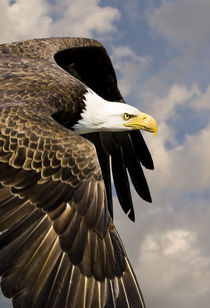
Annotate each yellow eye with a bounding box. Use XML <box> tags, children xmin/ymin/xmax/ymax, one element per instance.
<box><xmin>123</xmin><ymin>113</ymin><xmax>130</xmax><ymax>120</ymax></box>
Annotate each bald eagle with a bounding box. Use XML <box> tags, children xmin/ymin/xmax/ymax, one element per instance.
<box><xmin>0</xmin><ymin>38</ymin><xmax>157</xmax><ymax>308</ymax></box>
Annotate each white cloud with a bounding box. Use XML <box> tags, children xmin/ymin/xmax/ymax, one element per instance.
<box><xmin>0</xmin><ymin>0</ymin><xmax>52</xmax><ymax>42</ymax></box>
<box><xmin>140</xmin><ymin>83</ymin><xmax>200</xmax><ymax>121</ymax></box>
<box><xmin>140</xmin><ymin>84</ymin><xmax>210</xmax><ymax>307</ymax></box>
<box><xmin>143</xmin><ymin>84</ymin><xmax>210</xmax><ymax>198</ymax></box>
<box><xmin>191</xmin><ymin>84</ymin><xmax>210</xmax><ymax>111</ymax></box>
<box><xmin>138</xmin><ymin>229</ymin><xmax>210</xmax><ymax>308</ymax></box>
<box><xmin>51</xmin><ymin>0</ymin><xmax>120</xmax><ymax>37</ymax></box>
<box><xmin>115</xmin><ymin>194</ymin><xmax>210</xmax><ymax>308</ymax></box>
<box><xmin>0</xmin><ymin>0</ymin><xmax>120</xmax><ymax>43</ymax></box>
<box><xmin>112</xmin><ymin>45</ymin><xmax>148</xmax><ymax>63</ymax></box>
<box><xmin>111</xmin><ymin>45</ymin><xmax>150</xmax><ymax>97</ymax></box>
<box><xmin>148</xmin><ymin>0</ymin><xmax>210</xmax><ymax>47</ymax></box>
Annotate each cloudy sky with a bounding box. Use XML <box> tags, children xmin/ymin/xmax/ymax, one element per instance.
<box><xmin>1</xmin><ymin>0</ymin><xmax>210</xmax><ymax>307</ymax></box>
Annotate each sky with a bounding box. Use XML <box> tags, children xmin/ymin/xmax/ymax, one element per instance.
<box><xmin>1</xmin><ymin>0</ymin><xmax>210</xmax><ymax>307</ymax></box>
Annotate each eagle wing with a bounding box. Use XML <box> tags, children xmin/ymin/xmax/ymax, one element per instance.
<box><xmin>0</xmin><ymin>38</ymin><xmax>147</xmax><ymax>307</ymax></box>
<box><xmin>0</xmin><ymin>105</ymin><xmax>145</xmax><ymax>307</ymax></box>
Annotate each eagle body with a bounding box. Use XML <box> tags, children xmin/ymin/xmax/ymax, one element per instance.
<box><xmin>0</xmin><ymin>38</ymin><xmax>156</xmax><ymax>307</ymax></box>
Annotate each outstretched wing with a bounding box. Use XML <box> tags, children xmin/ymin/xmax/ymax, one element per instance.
<box><xmin>0</xmin><ymin>105</ymin><xmax>145</xmax><ymax>307</ymax></box>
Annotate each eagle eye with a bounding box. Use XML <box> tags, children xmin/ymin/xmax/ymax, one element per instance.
<box><xmin>122</xmin><ymin>113</ymin><xmax>130</xmax><ymax>120</ymax></box>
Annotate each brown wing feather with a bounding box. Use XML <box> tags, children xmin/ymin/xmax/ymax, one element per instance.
<box><xmin>0</xmin><ymin>105</ymin><xmax>145</xmax><ymax>307</ymax></box>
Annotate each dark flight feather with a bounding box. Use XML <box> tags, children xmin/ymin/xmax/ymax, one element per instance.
<box><xmin>0</xmin><ymin>37</ymin><xmax>152</xmax><ymax>307</ymax></box>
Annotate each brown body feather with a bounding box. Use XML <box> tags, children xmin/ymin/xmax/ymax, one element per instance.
<box><xmin>0</xmin><ymin>37</ymin><xmax>151</xmax><ymax>307</ymax></box>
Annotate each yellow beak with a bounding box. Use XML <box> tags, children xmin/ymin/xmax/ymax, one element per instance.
<box><xmin>124</xmin><ymin>112</ymin><xmax>158</xmax><ymax>136</ymax></box>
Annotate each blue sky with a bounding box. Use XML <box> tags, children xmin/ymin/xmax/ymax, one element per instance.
<box><xmin>1</xmin><ymin>1</ymin><xmax>210</xmax><ymax>307</ymax></box>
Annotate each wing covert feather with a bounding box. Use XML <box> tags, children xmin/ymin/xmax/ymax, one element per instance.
<box><xmin>0</xmin><ymin>104</ymin><xmax>145</xmax><ymax>307</ymax></box>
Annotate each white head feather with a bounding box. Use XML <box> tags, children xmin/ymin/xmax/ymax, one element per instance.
<box><xmin>73</xmin><ymin>88</ymin><xmax>141</xmax><ymax>134</ymax></box>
